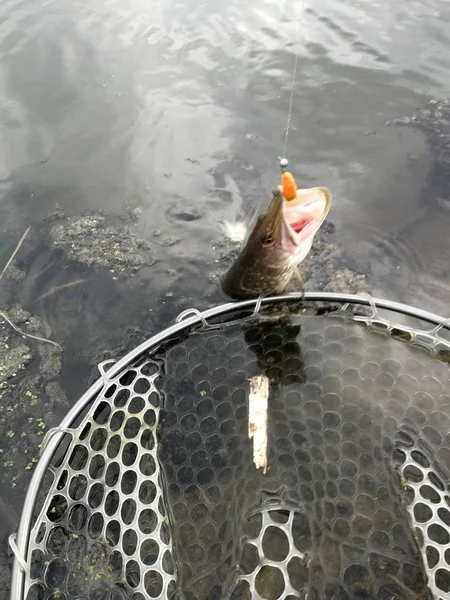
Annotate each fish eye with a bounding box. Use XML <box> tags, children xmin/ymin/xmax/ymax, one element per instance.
<box><xmin>262</xmin><ymin>234</ymin><xmax>275</xmax><ymax>247</ymax></box>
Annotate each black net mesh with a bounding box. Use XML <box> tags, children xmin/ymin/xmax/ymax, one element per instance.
<box><xmin>23</xmin><ymin>306</ymin><xmax>450</xmax><ymax>600</ymax></box>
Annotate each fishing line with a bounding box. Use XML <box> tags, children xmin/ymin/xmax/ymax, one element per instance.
<box><xmin>279</xmin><ymin>0</ymin><xmax>306</xmax><ymax>172</ymax></box>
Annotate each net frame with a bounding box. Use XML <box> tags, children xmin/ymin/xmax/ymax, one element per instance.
<box><xmin>8</xmin><ymin>291</ymin><xmax>450</xmax><ymax>600</ymax></box>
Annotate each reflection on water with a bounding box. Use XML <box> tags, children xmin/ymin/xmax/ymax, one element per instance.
<box><xmin>0</xmin><ymin>0</ymin><xmax>450</xmax><ymax>595</ymax></box>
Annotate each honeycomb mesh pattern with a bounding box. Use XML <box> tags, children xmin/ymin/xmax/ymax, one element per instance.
<box><xmin>25</xmin><ymin>361</ymin><xmax>176</xmax><ymax>600</ymax></box>
<box><xmin>398</xmin><ymin>450</ymin><xmax>450</xmax><ymax>599</ymax></box>
<box><xmin>23</xmin><ymin>307</ymin><xmax>450</xmax><ymax>600</ymax></box>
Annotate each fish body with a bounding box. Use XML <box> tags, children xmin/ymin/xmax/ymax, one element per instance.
<box><xmin>221</xmin><ymin>176</ymin><xmax>332</xmax><ymax>299</ymax></box>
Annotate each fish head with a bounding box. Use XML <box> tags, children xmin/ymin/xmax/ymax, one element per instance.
<box><xmin>280</xmin><ymin>183</ymin><xmax>332</xmax><ymax>264</ymax></box>
<box><xmin>221</xmin><ymin>181</ymin><xmax>332</xmax><ymax>299</ymax></box>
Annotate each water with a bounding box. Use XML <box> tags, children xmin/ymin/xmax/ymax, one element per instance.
<box><xmin>0</xmin><ymin>0</ymin><xmax>449</xmax><ymax>596</ymax></box>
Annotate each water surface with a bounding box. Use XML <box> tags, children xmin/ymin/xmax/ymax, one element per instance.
<box><xmin>1</xmin><ymin>0</ymin><xmax>450</xmax><ymax>595</ymax></box>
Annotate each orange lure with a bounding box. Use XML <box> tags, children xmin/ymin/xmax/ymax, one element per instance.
<box><xmin>281</xmin><ymin>171</ymin><xmax>297</xmax><ymax>201</ymax></box>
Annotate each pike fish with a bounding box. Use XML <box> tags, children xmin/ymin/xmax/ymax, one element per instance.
<box><xmin>221</xmin><ymin>172</ymin><xmax>332</xmax><ymax>299</ymax></box>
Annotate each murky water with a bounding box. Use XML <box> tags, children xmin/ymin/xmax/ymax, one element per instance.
<box><xmin>0</xmin><ymin>0</ymin><xmax>450</xmax><ymax>596</ymax></box>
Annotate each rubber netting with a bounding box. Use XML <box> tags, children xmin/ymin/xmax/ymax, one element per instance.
<box><xmin>24</xmin><ymin>309</ymin><xmax>450</xmax><ymax>600</ymax></box>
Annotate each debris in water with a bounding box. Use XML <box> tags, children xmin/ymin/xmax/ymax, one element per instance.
<box><xmin>0</xmin><ymin>227</ymin><xmax>31</xmax><ymax>284</ymax></box>
<box><xmin>248</xmin><ymin>375</ymin><xmax>269</xmax><ymax>474</ymax></box>
<box><xmin>37</xmin><ymin>278</ymin><xmax>91</xmax><ymax>301</ymax></box>
<box><xmin>0</xmin><ymin>227</ymin><xmax>61</xmax><ymax>349</ymax></box>
<box><xmin>0</xmin><ymin>310</ymin><xmax>61</xmax><ymax>350</ymax></box>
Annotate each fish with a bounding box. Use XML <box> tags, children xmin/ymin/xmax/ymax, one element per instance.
<box><xmin>221</xmin><ymin>172</ymin><xmax>332</xmax><ymax>299</ymax></box>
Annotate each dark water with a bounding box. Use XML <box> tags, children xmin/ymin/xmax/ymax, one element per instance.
<box><xmin>0</xmin><ymin>0</ymin><xmax>450</xmax><ymax>595</ymax></box>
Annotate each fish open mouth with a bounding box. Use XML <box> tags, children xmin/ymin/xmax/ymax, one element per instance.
<box><xmin>289</xmin><ymin>216</ymin><xmax>311</xmax><ymax>234</ymax></box>
<box><xmin>281</xmin><ymin>186</ymin><xmax>332</xmax><ymax>245</ymax></box>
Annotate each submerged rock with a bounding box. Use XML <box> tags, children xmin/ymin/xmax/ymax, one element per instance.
<box><xmin>393</xmin><ymin>97</ymin><xmax>450</xmax><ymax>154</ymax></box>
<box><xmin>49</xmin><ymin>212</ymin><xmax>155</xmax><ymax>274</ymax></box>
<box><xmin>301</xmin><ymin>222</ymin><xmax>368</xmax><ymax>294</ymax></box>
<box><xmin>0</xmin><ymin>266</ymin><xmax>26</xmax><ymax>309</ymax></box>
<box><xmin>393</xmin><ymin>97</ymin><xmax>450</xmax><ymax>197</ymax></box>
<box><xmin>0</xmin><ymin>324</ymin><xmax>31</xmax><ymax>383</ymax></box>
<box><xmin>0</xmin><ymin>306</ymin><xmax>66</xmax><ymax>495</ymax></box>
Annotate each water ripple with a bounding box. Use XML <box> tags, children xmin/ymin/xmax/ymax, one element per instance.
<box><xmin>1</xmin><ymin>0</ymin><xmax>450</xmax><ymax>578</ymax></box>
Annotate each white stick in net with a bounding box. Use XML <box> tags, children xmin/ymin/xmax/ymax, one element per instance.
<box><xmin>248</xmin><ymin>375</ymin><xmax>269</xmax><ymax>474</ymax></box>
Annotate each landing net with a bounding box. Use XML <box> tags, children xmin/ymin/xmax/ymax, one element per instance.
<box><xmin>9</xmin><ymin>293</ymin><xmax>450</xmax><ymax>600</ymax></box>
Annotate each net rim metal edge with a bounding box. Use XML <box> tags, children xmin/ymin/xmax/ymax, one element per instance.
<box><xmin>9</xmin><ymin>291</ymin><xmax>450</xmax><ymax>600</ymax></box>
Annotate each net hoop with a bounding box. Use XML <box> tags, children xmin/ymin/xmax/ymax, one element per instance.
<box><xmin>9</xmin><ymin>291</ymin><xmax>450</xmax><ymax>600</ymax></box>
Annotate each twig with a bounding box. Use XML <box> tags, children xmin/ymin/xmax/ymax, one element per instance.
<box><xmin>29</xmin><ymin>261</ymin><xmax>56</xmax><ymax>282</ymax></box>
<box><xmin>0</xmin><ymin>310</ymin><xmax>62</xmax><ymax>351</ymax></box>
<box><xmin>0</xmin><ymin>227</ymin><xmax>31</xmax><ymax>283</ymax></box>
<box><xmin>248</xmin><ymin>375</ymin><xmax>269</xmax><ymax>473</ymax></box>
<box><xmin>0</xmin><ymin>227</ymin><xmax>62</xmax><ymax>350</ymax></box>
<box><xmin>37</xmin><ymin>278</ymin><xmax>90</xmax><ymax>301</ymax></box>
